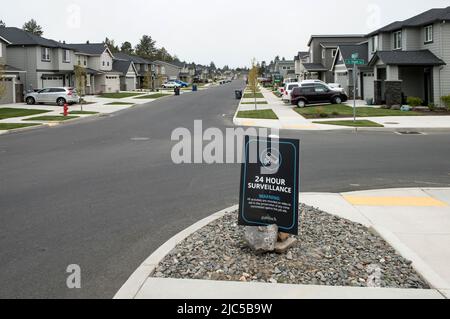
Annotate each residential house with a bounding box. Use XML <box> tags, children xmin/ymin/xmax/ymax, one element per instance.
<box><xmin>299</xmin><ymin>35</ymin><xmax>366</xmax><ymax>82</ymax></box>
<box><xmin>274</xmin><ymin>59</ymin><xmax>296</xmax><ymax>81</ymax></box>
<box><xmin>294</xmin><ymin>51</ymin><xmax>309</xmax><ymax>81</ymax></box>
<box><xmin>113</xmin><ymin>52</ymin><xmax>155</xmax><ymax>89</ymax></box>
<box><xmin>153</xmin><ymin>61</ymin><xmax>181</xmax><ymax>87</ymax></box>
<box><xmin>331</xmin><ymin>42</ymin><xmax>372</xmax><ymax>100</ymax></box>
<box><xmin>112</xmin><ymin>59</ymin><xmax>139</xmax><ymax>91</ymax></box>
<box><xmin>365</xmin><ymin>6</ymin><xmax>450</xmax><ymax>106</ymax></box>
<box><xmin>0</xmin><ymin>27</ymin><xmax>76</xmax><ymax>92</ymax></box>
<box><xmin>67</xmin><ymin>42</ymin><xmax>121</xmax><ymax>94</ymax></box>
<box><xmin>0</xmin><ymin>33</ymin><xmax>27</xmax><ymax>104</ymax></box>
<box><xmin>177</xmin><ymin>62</ymin><xmax>196</xmax><ymax>84</ymax></box>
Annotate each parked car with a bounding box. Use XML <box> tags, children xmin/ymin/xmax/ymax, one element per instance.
<box><xmin>291</xmin><ymin>83</ymin><xmax>348</xmax><ymax>108</ymax></box>
<box><xmin>327</xmin><ymin>83</ymin><xmax>346</xmax><ymax>93</ymax></box>
<box><xmin>25</xmin><ymin>87</ymin><xmax>80</xmax><ymax>106</ymax></box>
<box><xmin>282</xmin><ymin>82</ymin><xmax>300</xmax><ymax>103</ymax></box>
<box><xmin>162</xmin><ymin>81</ymin><xmax>181</xmax><ymax>89</ymax></box>
<box><xmin>172</xmin><ymin>80</ymin><xmax>189</xmax><ymax>87</ymax></box>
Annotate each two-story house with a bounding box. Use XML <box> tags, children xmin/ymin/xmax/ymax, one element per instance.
<box><xmin>153</xmin><ymin>60</ymin><xmax>181</xmax><ymax>87</ymax></box>
<box><xmin>299</xmin><ymin>35</ymin><xmax>366</xmax><ymax>82</ymax></box>
<box><xmin>0</xmin><ymin>27</ymin><xmax>75</xmax><ymax>92</ymax></box>
<box><xmin>113</xmin><ymin>52</ymin><xmax>155</xmax><ymax>90</ymax></box>
<box><xmin>0</xmin><ymin>33</ymin><xmax>27</xmax><ymax>104</ymax></box>
<box><xmin>294</xmin><ymin>51</ymin><xmax>309</xmax><ymax>81</ymax></box>
<box><xmin>274</xmin><ymin>59</ymin><xmax>296</xmax><ymax>82</ymax></box>
<box><xmin>67</xmin><ymin>42</ymin><xmax>121</xmax><ymax>94</ymax></box>
<box><xmin>365</xmin><ymin>7</ymin><xmax>449</xmax><ymax>107</ymax></box>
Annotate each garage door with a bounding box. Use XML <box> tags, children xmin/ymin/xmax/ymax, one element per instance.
<box><xmin>42</xmin><ymin>75</ymin><xmax>64</xmax><ymax>88</ymax></box>
<box><xmin>125</xmin><ymin>77</ymin><xmax>136</xmax><ymax>91</ymax></box>
<box><xmin>105</xmin><ymin>76</ymin><xmax>120</xmax><ymax>93</ymax></box>
<box><xmin>363</xmin><ymin>73</ymin><xmax>375</xmax><ymax>101</ymax></box>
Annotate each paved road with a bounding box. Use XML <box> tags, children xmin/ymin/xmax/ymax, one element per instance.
<box><xmin>1</xmin><ymin>80</ymin><xmax>450</xmax><ymax>298</ymax></box>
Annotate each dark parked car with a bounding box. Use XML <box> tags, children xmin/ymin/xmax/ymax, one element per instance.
<box><xmin>291</xmin><ymin>84</ymin><xmax>348</xmax><ymax>108</ymax></box>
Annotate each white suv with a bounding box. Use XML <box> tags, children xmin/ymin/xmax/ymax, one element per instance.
<box><xmin>282</xmin><ymin>82</ymin><xmax>300</xmax><ymax>103</ymax></box>
<box><xmin>25</xmin><ymin>87</ymin><xmax>80</xmax><ymax>106</ymax></box>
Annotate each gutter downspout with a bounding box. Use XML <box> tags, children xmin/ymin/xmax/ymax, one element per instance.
<box><xmin>438</xmin><ymin>21</ymin><xmax>445</xmax><ymax>107</ymax></box>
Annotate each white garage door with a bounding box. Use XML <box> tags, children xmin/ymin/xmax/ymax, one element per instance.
<box><xmin>125</xmin><ymin>77</ymin><xmax>136</xmax><ymax>91</ymax></box>
<box><xmin>363</xmin><ymin>72</ymin><xmax>375</xmax><ymax>101</ymax></box>
<box><xmin>105</xmin><ymin>76</ymin><xmax>120</xmax><ymax>93</ymax></box>
<box><xmin>42</xmin><ymin>75</ymin><xmax>64</xmax><ymax>88</ymax></box>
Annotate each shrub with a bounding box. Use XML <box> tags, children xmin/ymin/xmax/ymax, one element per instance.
<box><xmin>332</xmin><ymin>111</ymin><xmax>340</xmax><ymax>116</ymax></box>
<box><xmin>428</xmin><ymin>103</ymin><xmax>436</xmax><ymax>112</ymax></box>
<box><xmin>320</xmin><ymin>113</ymin><xmax>329</xmax><ymax>118</ymax></box>
<box><xmin>407</xmin><ymin>96</ymin><xmax>423</xmax><ymax>107</ymax></box>
<box><xmin>441</xmin><ymin>95</ymin><xmax>450</xmax><ymax>111</ymax></box>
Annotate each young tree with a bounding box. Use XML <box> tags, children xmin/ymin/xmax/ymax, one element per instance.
<box><xmin>22</xmin><ymin>19</ymin><xmax>43</xmax><ymax>36</ymax></box>
<box><xmin>135</xmin><ymin>35</ymin><xmax>156</xmax><ymax>59</ymax></box>
<box><xmin>248</xmin><ymin>59</ymin><xmax>260</xmax><ymax>110</ymax></box>
<box><xmin>142</xmin><ymin>69</ymin><xmax>152</xmax><ymax>91</ymax></box>
<box><xmin>120</xmin><ymin>41</ymin><xmax>134</xmax><ymax>54</ymax></box>
<box><xmin>74</xmin><ymin>65</ymin><xmax>86</xmax><ymax>110</ymax></box>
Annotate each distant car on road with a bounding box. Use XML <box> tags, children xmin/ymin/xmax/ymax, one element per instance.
<box><xmin>291</xmin><ymin>83</ymin><xmax>348</xmax><ymax>108</ymax></box>
<box><xmin>25</xmin><ymin>87</ymin><xmax>80</xmax><ymax>106</ymax></box>
<box><xmin>172</xmin><ymin>80</ymin><xmax>189</xmax><ymax>87</ymax></box>
<box><xmin>162</xmin><ymin>81</ymin><xmax>181</xmax><ymax>89</ymax></box>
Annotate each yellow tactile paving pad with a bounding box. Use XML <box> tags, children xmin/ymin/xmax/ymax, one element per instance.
<box><xmin>343</xmin><ymin>196</ymin><xmax>448</xmax><ymax>207</ymax></box>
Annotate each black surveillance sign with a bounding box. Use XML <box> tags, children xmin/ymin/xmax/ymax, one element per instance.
<box><xmin>239</xmin><ymin>136</ymin><xmax>300</xmax><ymax>235</ymax></box>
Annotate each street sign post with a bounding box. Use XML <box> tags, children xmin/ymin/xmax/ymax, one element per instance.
<box><xmin>345</xmin><ymin>54</ymin><xmax>366</xmax><ymax>123</ymax></box>
<box><xmin>239</xmin><ymin>136</ymin><xmax>300</xmax><ymax>235</ymax></box>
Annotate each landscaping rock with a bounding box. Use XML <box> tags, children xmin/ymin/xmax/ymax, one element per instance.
<box><xmin>391</xmin><ymin>105</ymin><xmax>401</xmax><ymax>110</ymax></box>
<box><xmin>244</xmin><ymin>225</ymin><xmax>278</xmax><ymax>253</ymax></box>
<box><xmin>153</xmin><ymin>205</ymin><xmax>429</xmax><ymax>289</ymax></box>
<box><xmin>275</xmin><ymin>237</ymin><xmax>298</xmax><ymax>254</ymax></box>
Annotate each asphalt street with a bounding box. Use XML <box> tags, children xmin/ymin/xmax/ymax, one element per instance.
<box><xmin>1</xmin><ymin>80</ymin><xmax>450</xmax><ymax>298</ymax></box>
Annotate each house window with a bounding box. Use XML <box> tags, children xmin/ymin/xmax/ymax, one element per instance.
<box><xmin>84</xmin><ymin>60</ymin><xmax>87</xmax><ymax>66</ymax></box>
<box><xmin>63</xmin><ymin>50</ymin><xmax>71</xmax><ymax>63</ymax></box>
<box><xmin>107</xmin><ymin>61</ymin><xmax>110</xmax><ymax>66</ymax></box>
<box><xmin>0</xmin><ymin>44</ymin><xmax>3</xmax><ymax>58</ymax></box>
<box><xmin>322</xmin><ymin>50</ymin><xmax>325</xmax><ymax>59</ymax></box>
<box><xmin>102</xmin><ymin>61</ymin><xmax>105</xmax><ymax>66</ymax></box>
<box><xmin>41</xmin><ymin>47</ymin><xmax>51</xmax><ymax>61</ymax></box>
<box><xmin>394</xmin><ymin>31</ymin><xmax>402</xmax><ymax>49</ymax></box>
<box><xmin>425</xmin><ymin>25</ymin><xmax>433</xmax><ymax>43</ymax></box>
<box><xmin>371</xmin><ymin>35</ymin><xmax>379</xmax><ymax>52</ymax></box>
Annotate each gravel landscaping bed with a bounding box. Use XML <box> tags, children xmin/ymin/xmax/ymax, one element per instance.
<box><xmin>153</xmin><ymin>205</ymin><xmax>429</xmax><ymax>289</ymax></box>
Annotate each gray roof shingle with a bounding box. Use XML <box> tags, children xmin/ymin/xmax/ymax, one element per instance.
<box><xmin>0</xmin><ymin>27</ymin><xmax>71</xmax><ymax>49</ymax></box>
<box><xmin>368</xmin><ymin>6</ymin><xmax>450</xmax><ymax>36</ymax></box>
<box><xmin>112</xmin><ymin>59</ymin><xmax>134</xmax><ymax>75</ymax></box>
<box><xmin>368</xmin><ymin>50</ymin><xmax>446</xmax><ymax>66</ymax></box>
<box><xmin>66</xmin><ymin>43</ymin><xmax>108</xmax><ymax>55</ymax></box>
<box><xmin>302</xmin><ymin>63</ymin><xmax>328</xmax><ymax>71</ymax></box>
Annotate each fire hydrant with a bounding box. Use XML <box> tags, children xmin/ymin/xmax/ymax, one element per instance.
<box><xmin>63</xmin><ymin>103</ymin><xmax>69</xmax><ymax>117</ymax></box>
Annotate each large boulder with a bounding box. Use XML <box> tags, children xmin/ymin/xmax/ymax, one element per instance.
<box><xmin>244</xmin><ymin>225</ymin><xmax>278</xmax><ymax>253</ymax></box>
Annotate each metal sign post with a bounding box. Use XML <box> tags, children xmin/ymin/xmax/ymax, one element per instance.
<box><xmin>353</xmin><ymin>62</ymin><xmax>357</xmax><ymax>123</ymax></box>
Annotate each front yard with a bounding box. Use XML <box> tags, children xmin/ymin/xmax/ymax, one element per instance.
<box><xmin>0</xmin><ymin>123</ymin><xmax>40</xmax><ymax>130</ymax></box>
<box><xmin>295</xmin><ymin>104</ymin><xmax>427</xmax><ymax>119</ymax></box>
<box><xmin>0</xmin><ymin>108</ymin><xmax>50</xmax><ymax>120</ymax></box>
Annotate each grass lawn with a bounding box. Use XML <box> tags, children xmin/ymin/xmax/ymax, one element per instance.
<box><xmin>0</xmin><ymin>123</ymin><xmax>40</xmax><ymax>130</ymax></box>
<box><xmin>61</xmin><ymin>111</ymin><xmax>99</xmax><ymax>115</ymax></box>
<box><xmin>237</xmin><ymin>109</ymin><xmax>278</xmax><ymax>120</ymax></box>
<box><xmin>105</xmin><ymin>102</ymin><xmax>134</xmax><ymax>106</ymax></box>
<box><xmin>295</xmin><ymin>104</ymin><xmax>422</xmax><ymax>119</ymax></box>
<box><xmin>241</xmin><ymin>101</ymin><xmax>269</xmax><ymax>105</ymax></box>
<box><xmin>99</xmin><ymin>92</ymin><xmax>143</xmax><ymax>99</ymax></box>
<box><xmin>314</xmin><ymin>120</ymin><xmax>384</xmax><ymax>127</ymax></box>
<box><xmin>243</xmin><ymin>93</ymin><xmax>264</xmax><ymax>99</ymax></box>
<box><xmin>0</xmin><ymin>108</ymin><xmax>50</xmax><ymax>120</ymax></box>
<box><xmin>24</xmin><ymin>116</ymin><xmax>79</xmax><ymax>121</ymax></box>
<box><xmin>134</xmin><ymin>93</ymin><xmax>172</xmax><ymax>99</ymax></box>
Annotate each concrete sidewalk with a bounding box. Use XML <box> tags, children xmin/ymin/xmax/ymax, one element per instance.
<box><xmin>116</xmin><ymin>188</ymin><xmax>450</xmax><ymax>299</ymax></box>
<box><xmin>234</xmin><ymin>87</ymin><xmax>450</xmax><ymax>131</ymax></box>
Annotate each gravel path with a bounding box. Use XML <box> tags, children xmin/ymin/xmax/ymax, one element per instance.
<box><xmin>153</xmin><ymin>205</ymin><xmax>429</xmax><ymax>289</ymax></box>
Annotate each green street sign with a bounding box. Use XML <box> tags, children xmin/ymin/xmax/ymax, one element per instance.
<box><xmin>351</xmin><ymin>53</ymin><xmax>359</xmax><ymax>59</ymax></box>
<box><xmin>345</xmin><ymin>59</ymin><xmax>365</xmax><ymax>65</ymax></box>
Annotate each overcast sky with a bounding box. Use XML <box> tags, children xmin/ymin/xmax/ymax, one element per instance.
<box><xmin>2</xmin><ymin>0</ymin><xmax>449</xmax><ymax>68</ymax></box>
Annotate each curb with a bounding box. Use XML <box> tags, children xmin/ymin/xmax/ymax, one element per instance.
<box><xmin>113</xmin><ymin>205</ymin><xmax>238</xmax><ymax>299</ymax></box>
<box><xmin>115</xmin><ymin>188</ymin><xmax>450</xmax><ymax>299</ymax></box>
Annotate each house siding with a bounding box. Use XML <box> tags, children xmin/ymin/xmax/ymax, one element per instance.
<box><xmin>0</xmin><ymin>41</ymin><xmax>6</xmax><ymax>65</ymax></box>
<box><xmin>433</xmin><ymin>22</ymin><xmax>450</xmax><ymax>106</ymax></box>
<box><xmin>6</xmin><ymin>46</ymin><xmax>38</xmax><ymax>90</ymax></box>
